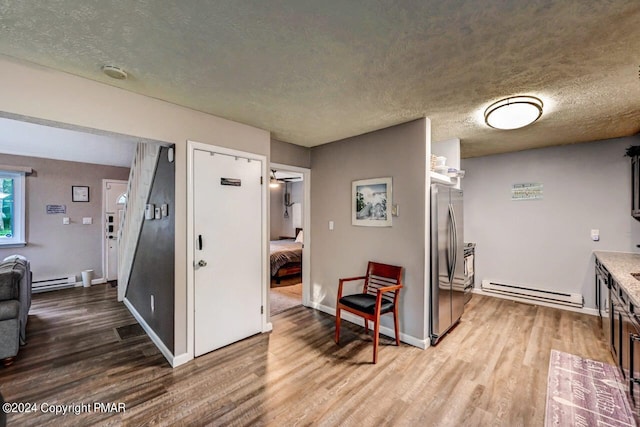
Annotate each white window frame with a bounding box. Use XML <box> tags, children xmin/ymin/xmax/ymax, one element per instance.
<box><xmin>0</xmin><ymin>171</ymin><xmax>26</xmax><ymax>247</ymax></box>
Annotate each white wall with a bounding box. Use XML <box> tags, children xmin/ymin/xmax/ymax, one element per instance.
<box><xmin>462</xmin><ymin>135</ymin><xmax>640</xmax><ymax>309</ymax></box>
<box><xmin>0</xmin><ymin>55</ymin><xmax>270</xmax><ymax>358</ymax></box>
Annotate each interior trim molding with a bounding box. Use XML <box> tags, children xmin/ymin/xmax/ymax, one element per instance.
<box><xmin>308</xmin><ymin>301</ymin><xmax>429</xmax><ymax>350</ymax></box>
<box><xmin>123</xmin><ymin>297</ymin><xmax>175</xmax><ymax>367</ymax></box>
<box><xmin>172</xmin><ymin>353</ymin><xmax>191</xmax><ymax>368</ymax></box>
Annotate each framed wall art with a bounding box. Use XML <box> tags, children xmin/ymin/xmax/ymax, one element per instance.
<box><xmin>72</xmin><ymin>185</ymin><xmax>90</xmax><ymax>202</ymax></box>
<box><xmin>352</xmin><ymin>177</ymin><xmax>392</xmax><ymax>227</ymax></box>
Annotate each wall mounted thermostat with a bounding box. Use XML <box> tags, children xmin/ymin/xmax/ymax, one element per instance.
<box><xmin>145</xmin><ymin>204</ymin><xmax>155</xmax><ymax>220</ymax></box>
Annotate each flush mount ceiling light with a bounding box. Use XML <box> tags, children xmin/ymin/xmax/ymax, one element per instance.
<box><xmin>484</xmin><ymin>96</ymin><xmax>543</xmax><ymax>130</ymax></box>
<box><xmin>102</xmin><ymin>65</ymin><xmax>128</xmax><ymax>80</ymax></box>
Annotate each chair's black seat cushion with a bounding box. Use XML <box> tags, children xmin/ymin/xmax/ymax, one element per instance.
<box><xmin>339</xmin><ymin>294</ymin><xmax>394</xmax><ymax>315</ymax></box>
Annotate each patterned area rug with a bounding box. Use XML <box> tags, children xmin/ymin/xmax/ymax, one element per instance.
<box><xmin>270</xmin><ymin>282</ymin><xmax>302</xmax><ymax>315</ymax></box>
<box><xmin>545</xmin><ymin>349</ymin><xmax>636</xmax><ymax>426</ymax></box>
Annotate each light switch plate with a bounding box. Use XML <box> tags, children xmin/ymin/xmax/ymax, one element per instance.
<box><xmin>591</xmin><ymin>229</ymin><xmax>600</xmax><ymax>241</ymax></box>
<box><xmin>329</xmin><ymin>221</ymin><xmax>334</xmax><ymax>230</ymax></box>
<box><xmin>82</xmin><ymin>217</ymin><xmax>92</xmax><ymax>225</ymax></box>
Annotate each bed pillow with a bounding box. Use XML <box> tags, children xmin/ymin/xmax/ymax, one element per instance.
<box><xmin>295</xmin><ymin>230</ymin><xmax>304</xmax><ymax>243</ymax></box>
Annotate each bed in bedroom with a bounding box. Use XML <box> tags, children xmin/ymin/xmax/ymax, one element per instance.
<box><xmin>270</xmin><ymin>228</ymin><xmax>303</xmax><ymax>284</ymax></box>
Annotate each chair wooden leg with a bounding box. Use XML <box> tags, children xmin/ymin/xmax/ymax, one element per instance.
<box><xmin>364</xmin><ymin>319</ymin><xmax>369</xmax><ymax>334</ymax></box>
<box><xmin>335</xmin><ymin>307</ymin><xmax>341</xmax><ymax>343</ymax></box>
<box><xmin>373</xmin><ymin>318</ymin><xmax>380</xmax><ymax>364</ymax></box>
<box><xmin>394</xmin><ymin>306</ymin><xmax>401</xmax><ymax>346</ymax></box>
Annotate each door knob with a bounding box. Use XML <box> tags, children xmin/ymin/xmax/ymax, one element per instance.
<box><xmin>197</xmin><ymin>260</ymin><xmax>207</xmax><ymax>267</ymax></box>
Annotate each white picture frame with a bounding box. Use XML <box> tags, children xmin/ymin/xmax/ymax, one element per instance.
<box><xmin>352</xmin><ymin>177</ymin><xmax>392</xmax><ymax>227</ymax></box>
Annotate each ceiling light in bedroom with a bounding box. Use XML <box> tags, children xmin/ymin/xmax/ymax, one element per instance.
<box><xmin>269</xmin><ymin>170</ymin><xmax>282</xmax><ymax>188</ymax></box>
<box><xmin>484</xmin><ymin>96</ymin><xmax>543</xmax><ymax>130</ymax></box>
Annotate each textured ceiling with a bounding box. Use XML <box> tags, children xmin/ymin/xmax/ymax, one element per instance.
<box><xmin>0</xmin><ymin>1</ymin><xmax>639</xmax><ymax>157</ymax></box>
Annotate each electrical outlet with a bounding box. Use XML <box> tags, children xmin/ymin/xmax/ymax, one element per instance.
<box><xmin>63</xmin><ymin>217</ymin><xmax>70</xmax><ymax>225</ymax></box>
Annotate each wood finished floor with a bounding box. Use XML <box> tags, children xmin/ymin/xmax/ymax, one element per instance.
<box><xmin>0</xmin><ymin>285</ymin><xmax>612</xmax><ymax>426</ymax></box>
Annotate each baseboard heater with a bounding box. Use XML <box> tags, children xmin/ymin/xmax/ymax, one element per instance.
<box><xmin>32</xmin><ymin>275</ymin><xmax>76</xmax><ymax>293</ymax></box>
<box><xmin>481</xmin><ymin>280</ymin><xmax>584</xmax><ymax>308</ymax></box>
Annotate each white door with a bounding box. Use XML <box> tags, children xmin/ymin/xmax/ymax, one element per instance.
<box><xmin>103</xmin><ymin>180</ymin><xmax>128</xmax><ymax>282</ymax></box>
<box><xmin>193</xmin><ymin>149</ymin><xmax>263</xmax><ymax>356</ymax></box>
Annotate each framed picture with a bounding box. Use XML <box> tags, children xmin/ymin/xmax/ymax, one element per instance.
<box><xmin>72</xmin><ymin>186</ymin><xmax>90</xmax><ymax>202</ymax></box>
<box><xmin>352</xmin><ymin>177</ymin><xmax>392</xmax><ymax>227</ymax></box>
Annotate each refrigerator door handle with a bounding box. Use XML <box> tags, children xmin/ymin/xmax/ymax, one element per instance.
<box><xmin>449</xmin><ymin>203</ymin><xmax>458</xmax><ymax>283</ymax></box>
<box><xmin>448</xmin><ymin>204</ymin><xmax>455</xmax><ymax>283</ymax></box>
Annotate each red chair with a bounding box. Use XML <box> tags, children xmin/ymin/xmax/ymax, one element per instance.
<box><xmin>335</xmin><ymin>261</ymin><xmax>403</xmax><ymax>364</ymax></box>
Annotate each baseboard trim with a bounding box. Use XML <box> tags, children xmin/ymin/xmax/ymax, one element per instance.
<box><xmin>263</xmin><ymin>322</ymin><xmax>273</xmax><ymax>333</ymax></box>
<box><xmin>172</xmin><ymin>353</ymin><xmax>191</xmax><ymax>368</ymax></box>
<box><xmin>308</xmin><ymin>301</ymin><xmax>429</xmax><ymax>350</ymax></box>
<box><xmin>123</xmin><ymin>298</ymin><xmax>175</xmax><ymax>367</ymax></box>
<box><xmin>472</xmin><ymin>288</ymin><xmax>599</xmax><ymax>316</ymax></box>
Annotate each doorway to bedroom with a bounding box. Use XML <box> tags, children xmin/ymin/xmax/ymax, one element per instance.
<box><xmin>269</xmin><ymin>165</ymin><xmax>306</xmax><ymax>316</ymax></box>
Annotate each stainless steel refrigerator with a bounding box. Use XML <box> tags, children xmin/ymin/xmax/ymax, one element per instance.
<box><xmin>430</xmin><ymin>184</ymin><xmax>465</xmax><ymax>345</ymax></box>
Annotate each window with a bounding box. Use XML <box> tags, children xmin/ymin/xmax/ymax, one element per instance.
<box><xmin>0</xmin><ymin>171</ymin><xmax>25</xmax><ymax>247</ymax></box>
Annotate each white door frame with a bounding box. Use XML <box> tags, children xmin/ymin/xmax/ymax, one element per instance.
<box><xmin>102</xmin><ymin>178</ymin><xmax>128</xmax><ymax>284</ymax></box>
<box><xmin>186</xmin><ymin>140</ymin><xmax>269</xmax><ymax>361</ymax></box>
<box><xmin>270</xmin><ymin>162</ymin><xmax>311</xmax><ymax>308</ymax></box>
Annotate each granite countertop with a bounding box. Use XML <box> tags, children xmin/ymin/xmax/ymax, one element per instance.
<box><xmin>594</xmin><ymin>251</ymin><xmax>640</xmax><ymax>307</ymax></box>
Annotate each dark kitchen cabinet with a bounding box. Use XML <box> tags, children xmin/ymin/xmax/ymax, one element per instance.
<box><xmin>609</xmin><ymin>276</ymin><xmax>640</xmax><ymax>419</ymax></box>
<box><xmin>596</xmin><ymin>258</ymin><xmax>610</xmax><ymax>342</ymax></box>
<box><xmin>629</xmin><ymin>313</ymin><xmax>640</xmax><ymax>412</ymax></box>
<box><xmin>611</xmin><ymin>280</ymin><xmax>623</xmax><ymax>367</ymax></box>
<box><xmin>629</xmin><ymin>149</ymin><xmax>640</xmax><ymax>220</ymax></box>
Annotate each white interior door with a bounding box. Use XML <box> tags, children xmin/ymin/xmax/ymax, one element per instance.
<box><xmin>103</xmin><ymin>180</ymin><xmax>128</xmax><ymax>282</ymax></box>
<box><xmin>193</xmin><ymin>149</ymin><xmax>263</xmax><ymax>356</ymax></box>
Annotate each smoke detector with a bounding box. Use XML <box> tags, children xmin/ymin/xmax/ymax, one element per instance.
<box><xmin>102</xmin><ymin>65</ymin><xmax>128</xmax><ymax>80</ymax></box>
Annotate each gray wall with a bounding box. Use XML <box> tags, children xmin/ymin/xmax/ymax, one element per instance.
<box><xmin>271</xmin><ymin>139</ymin><xmax>311</xmax><ymax>169</ymax></box>
<box><xmin>0</xmin><ymin>153</ymin><xmax>130</xmax><ymax>281</ymax></box>
<box><xmin>270</xmin><ymin>181</ymin><xmax>303</xmax><ymax>239</ymax></box>
<box><xmin>310</xmin><ymin>118</ymin><xmax>428</xmax><ymax>341</ymax></box>
<box><xmin>126</xmin><ymin>147</ymin><xmax>175</xmax><ymax>352</ymax></box>
<box><xmin>462</xmin><ymin>135</ymin><xmax>640</xmax><ymax>309</ymax></box>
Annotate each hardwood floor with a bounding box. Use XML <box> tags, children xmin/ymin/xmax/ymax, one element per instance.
<box><xmin>0</xmin><ymin>285</ymin><xmax>611</xmax><ymax>426</ymax></box>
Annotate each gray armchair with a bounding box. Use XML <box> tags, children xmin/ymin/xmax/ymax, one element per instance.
<box><xmin>0</xmin><ymin>255</ymin><xmax>31</xmax><ymax>366</ymax></box>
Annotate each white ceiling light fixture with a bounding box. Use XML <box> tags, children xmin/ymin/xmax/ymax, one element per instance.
<box><xmin>484</xmin><ymin>96</ymin><xmax>543</xmax><ymax>130</ymax></box>
<box><xmin>102</xmin><ymin>65</ymin><xmax>128</xmax><ymax>80</ymax></box>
